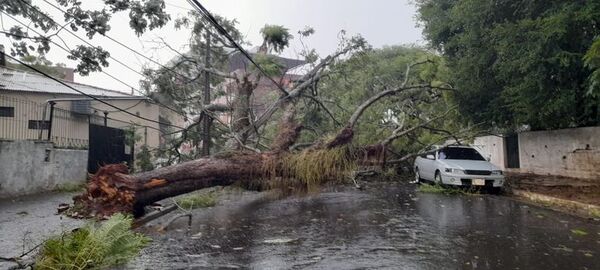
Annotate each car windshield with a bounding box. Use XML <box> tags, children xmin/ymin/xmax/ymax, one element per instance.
<box><xmin>438</xmin><ymin>147</ymin><xmax>485</xmax><ymax>161</ymax></box>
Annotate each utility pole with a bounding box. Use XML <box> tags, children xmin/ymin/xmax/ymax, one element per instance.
<box><xmin>201</xmin><ymin>29</ymin><xmax>211</xmax><ymax>156</ymax></box>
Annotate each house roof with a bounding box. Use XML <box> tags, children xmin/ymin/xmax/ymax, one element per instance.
<box><xmin>0</xmin><ymin>66</ymin><xmax>138</xmax><ymax>98</ymax></box>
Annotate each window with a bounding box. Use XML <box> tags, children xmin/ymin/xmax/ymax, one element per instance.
<box><xmin>438</xmin><ymin>147</ymin><xmax>485</xmax><ymax>161</ymax></box>
<box><xmin>0</xmin><ymin>106</ymin><xmax>14</xmax><ymax>117</ymax></box>
<box><xmin>28</xmin><ymin>120</ymin><xmax>50</xmax><ymax>130</ymax></box>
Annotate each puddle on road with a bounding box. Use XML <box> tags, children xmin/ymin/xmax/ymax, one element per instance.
<box><xmin>124</xmin><ymin>182</ymin><xmax>600</xmax><ymax>269</ymax></box>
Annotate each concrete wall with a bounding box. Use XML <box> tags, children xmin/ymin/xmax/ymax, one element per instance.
<box><xmin>0</xmin><ymin>140</ymin><xmax>88</xmax><ymax>198</ymax></box>
<box><xmin>473</xmin><ymin>135</ymin><xmax>506</xmax><ymax>170</ymax></box>
<box><xmin>518</xmin><ymin>126</ymin><xmax>600</xmax><ymax>180</ymax></box>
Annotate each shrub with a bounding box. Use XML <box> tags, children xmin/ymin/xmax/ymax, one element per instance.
<box><xmin>35</xmin><ymin>214</ymin><xmax>149</xmax><ymax>269</ymax></box>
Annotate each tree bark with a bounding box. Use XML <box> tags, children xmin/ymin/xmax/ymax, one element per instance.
<box><xmin>74</xmin><ymin>153</ymin><xmax>269</xmax><ymax>218</ymax></box>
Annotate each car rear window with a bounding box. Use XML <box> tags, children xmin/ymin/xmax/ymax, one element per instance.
<box><xmin>438</xmin><ymin>147</ymin><xmax>485</xmax><ymax>161</ymax></box>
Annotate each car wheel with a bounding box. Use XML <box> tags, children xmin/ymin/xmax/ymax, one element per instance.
<box><xmin>434</xmin><ymin>171</ymin><xmax>443</xmax><ymax>186</ymax></box>
<box><xmin>414</xmin><ymin>168</ymin><xmax>422</xmax><ymax>183</ymax></box>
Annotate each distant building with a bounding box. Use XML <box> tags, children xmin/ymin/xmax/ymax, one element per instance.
<box><xmin>213</xmin><ymin>51</ymin><xmax>306</xmax><ymax>123</ymax></box>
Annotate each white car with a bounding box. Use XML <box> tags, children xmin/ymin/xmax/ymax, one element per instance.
<box><xmin>413</xmin><ymin>145</ymin><xmax>505</xmax><ymax>191</ymax></box>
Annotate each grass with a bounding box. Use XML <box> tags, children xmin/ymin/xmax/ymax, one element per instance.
<box><xmin>175</xmin><ymin>193</ymin><xmax>217</xmax><ymax>210</ymax></box>
<box><xmin>35</xmin><ymin>213</ymin><xmax>149</xmax><ymax>270</ymax></box>
<box><xmin>589</xmin><ymin>209</ymin><xmax>600</xmax><ymax>219</ymax></box>
<box><xmin>571</xmin><ymin>229</ymin><xmax>589</xmax><ymax>236</ymax></box>
<box><xmin>265</xmin><ymin>145</ymin><xmax>357</xmax><ymax>193</ymax></box>
<box><xmin>417</xmin><ymin>183</ymin><xmax>480</xmax><ymax>196</ymax></box>
<box><xmin>53</xmin><ymin>182</ymin><xmax>86</xmax><ymax>193</ymax></box>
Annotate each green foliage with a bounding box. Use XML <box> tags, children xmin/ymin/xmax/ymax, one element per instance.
<box><xmin>53</xmin><ymin>182</ymin><xmax>85</xmax><ymax>193</ymax></box>
<box><xmin>417</xmin><ymin>183</ymin><xmax>479</xmax><ymax>195</ymax></box>
<box><xmin>260</xmin><ymin>25</ymin><xmax>293</xmax><ymax>53</ymax></box>
<box><xmin>570</xmin><ymin>229</ymin><xmax>589</xmax><ymax>236</ymax></box>
<box><xmin>67</xmin><ymin>46</ymin><xmax>110</xmax><ymax>75</ymax></box>
<box><xmin>176</xmin><ymin>193</ymin><xmax>217</xmax><ymax>210</ymax></box>
<box><xmin>299</xmin><ymin>46</ymin><xmax>459</xmax><ymax>157</ymax></box>
<box><xmin>584</xmin><ymin>38</ymin><xmax>600</xmax><ymax>98</ymax></box>
<box><xmin>35</xmin><ymin>214</ymin><xmax>149</xmax><ymax>270</ymax></box>
<box><xmin>1</xmin><ymin>0</ymin><xmax>170</xmax><ymax>75</ymax></box>
<box><xmin>263</xmin><ymin>145</ymin><xmax>357</xmax><ymax>192</ymax></box>
<box><xmin>123</xmin><ymin>126</ymin><xmax>142</xmax><ymax>146</ymax></box>
<box><xmin>416</xmin><ymin>0</ymin><xmax>600</xmax><ymax>130</ymax></box>
<box><xmin>136</xmin><ymin>145</ymin><xmax>154</xmax><ymax>172</ymax></box>
<box><xmin>252</xmin><ymin>54</ymin><xmax>286</xmax><ymax>77</ymax></box>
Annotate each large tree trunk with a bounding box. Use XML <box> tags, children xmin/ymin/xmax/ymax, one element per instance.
<box><xmin>74</xmin><ymin>106</ymin><xmax>305</xmax><ymax>219</ymax></box>
<box><xmin>74</xmin><ymin>152</ymin><xmax>270</xmax><ymax>218</ymax></box>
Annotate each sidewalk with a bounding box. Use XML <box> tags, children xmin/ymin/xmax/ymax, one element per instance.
<box><xmin>506</xmin><ymin>172</ymin><xmax>600</xmax><ymax>218</ymax></box>
<box><xmin>0</xmin><ymin>192</ymin><xmax>84</xmax><ymax>269</ymax></box>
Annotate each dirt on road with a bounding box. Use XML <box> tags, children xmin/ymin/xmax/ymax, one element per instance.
<box><xmin>506</xmin><ymin>172</ymin><xmax>600</xmax><ymax>207</ymax></box>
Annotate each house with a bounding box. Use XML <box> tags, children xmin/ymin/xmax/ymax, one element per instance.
<box><xmin>213</xmin><ymin>51</ymin><xmax>307</xmax><ymax>123</ymax></box>
<box><xmin>0</xmin><ymin>63</ymin><xmax>183</xmax><ymax>173</ymax></box>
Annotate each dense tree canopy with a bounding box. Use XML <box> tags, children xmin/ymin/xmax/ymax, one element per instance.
<box><xmin>416</xmin><ymin>0</ymin><xmax>600</xmax><ymax>130</ymax></box>
<box><xmin>293</xmin><ymin>46</ymin><xmax>469</xmax><ymax>159</ymax></box>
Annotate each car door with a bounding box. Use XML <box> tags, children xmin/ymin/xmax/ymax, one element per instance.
<box><xmin>420</xmin><ymin>151</ymin><xmax>437</xmax><ymax>180</ymax></box>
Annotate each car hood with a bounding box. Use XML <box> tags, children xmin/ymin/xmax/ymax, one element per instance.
<box><xmin>438</xmin><ymin>159</ymin><xmax>499</xmax><ymax>171</ymax></box>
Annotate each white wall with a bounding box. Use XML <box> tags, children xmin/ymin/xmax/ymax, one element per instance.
<box><xmin>473</xmin><ymin>135</ymin><xmax>506</xmax><ymax>170</ymax></box>
<box><xmin>518</xmin><ymin>126</ymin><xmax>600</xmax><ymax>180</ymax></box>
<box><xmin>0</xmin><ymin>140</ymin><xmax>88</xmax><ymax>198</ymax></box>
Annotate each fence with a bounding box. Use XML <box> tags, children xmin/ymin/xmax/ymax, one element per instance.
<box><xmin>0</xmin><ymin>94</ymin><xmax>49</xmax><ymax>142</ymax></box>
<box><xmin>0</xmin><ymin>94</ymin><xmax>160</xmax><ymax>149</ymax></box>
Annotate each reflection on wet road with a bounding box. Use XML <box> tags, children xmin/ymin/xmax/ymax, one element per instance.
<box><xmin>127</xmin><ymin>182</ymin><xmax>600</xmax><ymax>269</ymax></box>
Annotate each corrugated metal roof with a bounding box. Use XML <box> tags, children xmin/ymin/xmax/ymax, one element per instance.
<box><xmin>0</xmin><ymin>67</ymin><xmax>137</xmax><ymax>98</ymax></box>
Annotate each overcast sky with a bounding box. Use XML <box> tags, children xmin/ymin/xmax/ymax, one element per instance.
<box><xmin>4</xmin><ymin>0</ymin><xmax>423</xmax><ymax>93</ymax></box>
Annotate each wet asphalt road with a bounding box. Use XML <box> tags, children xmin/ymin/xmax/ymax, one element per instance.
<box><xmin>127</xmin><ymin>182</ymin><xmax>600</xmax><ymax>270</ymax></box>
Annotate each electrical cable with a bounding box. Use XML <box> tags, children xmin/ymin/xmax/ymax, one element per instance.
<box><xmin>2</xmin><ymin>9</ymin><xmax>185</xmax><ymax>118</ymax></box>
<box><xmin>3</xmin><ymin>52</ymin><xmax>185</xmax><ymax>130</ymax></box>
<box><xmin>186</xmin><ymin>0</ymin><xmax>291</xmax><ymax>96</ymax></box>
<box><xmin>39</xmin><ymin>0</ymin><xmax>198</xmax><ymax>89</ymax></box>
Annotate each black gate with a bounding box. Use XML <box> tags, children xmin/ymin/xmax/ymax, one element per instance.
<box><xmin>88</xmin><ymin>124</ymin><xmax>133</xmax><ymax>174</ymax></box>
<box><xmin>504</xmin><ymin>134</ymin><xmax>520</xmax><ymax>168</ymax></box>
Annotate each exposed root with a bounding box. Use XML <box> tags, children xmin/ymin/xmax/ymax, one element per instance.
<box><xmin>70</xmin><ymin>164</ymin><xmax>139</xmax><ymax>219</ymax></box>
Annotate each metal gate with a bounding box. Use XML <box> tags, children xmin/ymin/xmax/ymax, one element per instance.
<box><xmin>87</xmin><ymin>124</ymin><xmax>133</xmax><ymax>174</ymax></box>
<box><xmin>504</xmin><ymin>134</ymin><xmax>520</xmax><ymax>168</ymax></box>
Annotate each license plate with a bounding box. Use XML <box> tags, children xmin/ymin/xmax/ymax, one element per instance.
<box><xmin>473</xmin><ymin>179</ymin><xmax>485</xmax><ymax>186</ymax></box>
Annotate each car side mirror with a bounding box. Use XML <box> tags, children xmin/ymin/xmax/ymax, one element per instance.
<box><xmin>486</xmin><ymin>156</ymin><xmax>491</xmax><ymax>162</ymax></box>
<box><xmin>426</xmin><ymin>154</ymin><xmax>435</xmax><ymax>160</ymax></box>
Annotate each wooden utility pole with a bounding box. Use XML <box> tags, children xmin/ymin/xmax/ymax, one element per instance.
<box><xmin>201</xmin><ymin>29</ymin><xmax>211</xmax><ymax>156</ymax></box>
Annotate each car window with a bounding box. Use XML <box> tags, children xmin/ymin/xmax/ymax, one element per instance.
<box><xmin>438</xmin><ymin>147</ymin><xmax>485</xmax><ymax>161</ymax></box>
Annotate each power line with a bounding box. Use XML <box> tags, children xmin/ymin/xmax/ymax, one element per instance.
<box><xmin>3</xmin><ymin>52</ymin><xmax>185</xmax><ymax>130</ymax></box>
<box><xmin>2</xmin><ymin>7</ymin><xmax>185</xmax><ymax>118</ymax></box>
<box><xmin>40</xmin><ymin>0</ymin><xmax>196</xmax><ymax>86</ymax></box>
<box><xmin>186</xmin><ymin>0</ymin><xmax>291</xmax><ymax>96</ymax></box>
<box><xmin>17</xmin><ymin>0</ymin><xmax>146</xmax><ymax>80</ymax></box>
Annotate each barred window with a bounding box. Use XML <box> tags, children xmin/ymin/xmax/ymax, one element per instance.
<box><xmin>28</xmin><ymin>120</ymin><xmax>50</xmax><ymax>130</ymax></box>
<box><xmin>0</xmin><ymin>106</ymin><xmax>14</xmax><ymax>117</ymax></box>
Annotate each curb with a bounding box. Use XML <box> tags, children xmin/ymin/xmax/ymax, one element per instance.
<box><xmin>511</xmin><ymin>189</ymin><xmax>600</xmax><ymax>219</ymax></box>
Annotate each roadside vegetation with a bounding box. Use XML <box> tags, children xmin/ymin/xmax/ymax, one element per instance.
<box><xmin>417</xmin><ymin>183</ymin><xmax>480</xmax><ymax>196</ymax></box>
<box><xmin>175</xmin><ymin>193</ymin><xmax>217</xmax><ymax>210</ymax></box>
<box><xmin>35</xmin><ymin>214</ymin><xmax>149</xmax><ymax>270</ymax></box>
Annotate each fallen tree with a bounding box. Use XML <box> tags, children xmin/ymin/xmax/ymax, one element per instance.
<box><xmin>69</xmin><ymin>26</ymin><xmax>470</xmax><ymax>219</ymax></box>
<box><xmin>71</xmin><ymin>79</ymin><xmax>461</xmax><ymax>219</ymax></box>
